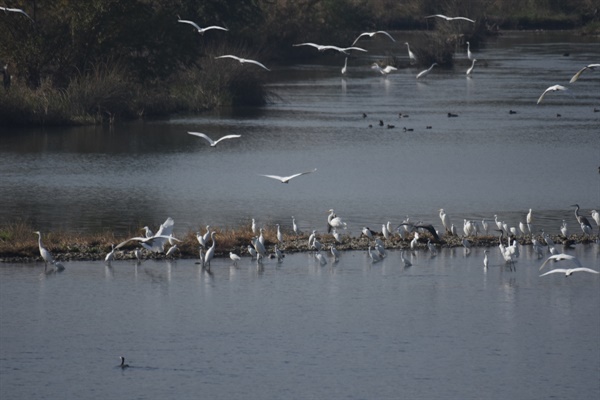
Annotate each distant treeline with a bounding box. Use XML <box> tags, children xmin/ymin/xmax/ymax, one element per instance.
<box><xmin>0</xmin><ymin>0</ymin><xmax>597</xmax><ymax>125</ymax></box>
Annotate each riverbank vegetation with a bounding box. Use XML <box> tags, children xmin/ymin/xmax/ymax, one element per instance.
<box><xmin>0</xmin><ymin>0</ymin><xmax>597</xmax><ymax>126</ymax></box>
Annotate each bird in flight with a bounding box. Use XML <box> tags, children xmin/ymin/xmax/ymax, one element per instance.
<box><xmin>292</xmin><ymin>43</ymin><xmax>367</xmax><ymax>55</ymax></box>
<box><xmin>177</xmin><ymin>18</ymin><xmax>228</xmax><ymax>34</ymax></box>
<box><xmin>569</xmin><ymin>63</ymin><xmax>599</xmax><ymax>83</ymax></box>
<box><xmin>351</xmin><ymin>31</ymin><xmax>396</xmax><ymax>46</ymax></box>
<box><xmin>537</xmin><ymin>84</ymin><xmax>571</xmax><ymax>104</ymax></box>
<box><xmin>425</xmin><ymin>14</ymin><xmax>475</xmax><ymax>23</ymax></box>
<box><xmin>0</xmin><ymin>6</ymin><xmax>34</xmax><ymax>21</ymax></box>
<box><xmin>540</xmin><ymin>268</ymin><xmax>599</xmax><ymax>277</ymax></box>
<box><xmin>187</xmin><ymin>132</ymin><xmax>241</xmax><ymax>147</ymax></box>
<box><xmin>371</xmin><ymin>63</ymin><xmax>397</xmax><ymax>75</ymax></box>
<box><xmin>538</xmin><ymin>253</ymin><xmax>583</xmax><ymax>271</ymax></box>
<box><xmin>259</xmin><ymin>169</ymin><xmax>317</xmax><ymax>183</ymax></box>
<box><xmin>215</xmin><ymin>55</ymin><xmax>270</xmax><ymax>71</ymax></box>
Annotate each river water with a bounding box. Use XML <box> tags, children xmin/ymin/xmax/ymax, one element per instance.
<box><xmin>1</xmin><ymin>246</ymin><xmax>599</xmax><ymax>400</ymax></box>
<box><xmin>1</xmin><ymin>31</ymin><xmax>599</xmax><ymax>399</ymax></box>
<box><xmin>0</xmin><ymin>31</ymin><xmax>598</xmax><ymax>237</ymax></box>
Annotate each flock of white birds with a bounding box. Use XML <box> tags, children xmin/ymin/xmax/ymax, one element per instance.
<box><xmin>5</xmin><ymin>6</ymin><xmax>597</xmax><ymax>278</ymax></box>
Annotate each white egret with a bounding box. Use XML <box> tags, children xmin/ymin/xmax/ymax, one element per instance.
<box><xmin>536</xmin><ymin>84</ymin><xmax>571</xmax><ymax>104</ymax></box>
<box><xmin>539</xmin><ymin>253</ymin><xmax>583</xmax><ymax>271</ymax></box>
<box><xmin>276</xmin><ymin>224</ymin><xmax>283</xmax><ymax>243</ymax></box>
<box><xmin>351</xmin><ymin>30</ymin><xmax>395</xmax><ymax>46</ymax></box>
<box><xmin>253</xmin><ymin>236</ymin><xmax>267</xmax><ymax>258</ymax></box>
<box><xmin>134</xmin><ymin>248</ymin><xmax>142</xmax><ymax>261</ymax></box>
<box><xmin>439</xmin><ymin>209</ymin><xmax>451</xmax><ymax>233</ymax></box>
<box><xmin>308</xmin><ymin>230</ymin><xmax>316</xmax><ymax>248</ymax></box>
<box><xmin>519</xmin><ymin>222</ymin><xmax>527</xmax><ymax>236</ymax></box>
<box><xmin>332</xmin><ymin>228</ymin><xmax>342</xmax><ymax>243</ymax></box>
<box><xmin>259</xmin><ymin>168</ymin><xmax>317</xmax><ymax>183</ymax></box>
<box><xmin>187</xmin><ymin>131</ymin><xmax>241</xmax><ymax>147</ymax></box>
<box><xmin>0</xmin><ymin>6</ymin><xmax>34</xmax><ymax>21</ymax></box>
<box><xmin>591</xmin><ymin>210</ymin><xmax>600</xmax><ymax>229</ymax></box>
<box><xmin>569</xmin><ymin>64</ymin><xmax>599</xmax><ymax>83</ymax></box>
<box><xmin>33</xmin><ymin>231</ymin><xmax>54</xmax><ymax>267</ymax></box>
<box><xmin>327</xmin><ymin>209</ymin><xmax>347</xmax><ymax>231</ymax></box>
<box><xmin>311</xmin><ymin>238</ymin><xmax>323</xmax><ymax>252</ymax></box>
<box><xmin>247</xmin><ymin>245</ymin><xmax>257</xmax><ymax>260</ymax></box>
<box><xmin>466</xmin><ymin>59</ymin><xmax>477</xmax><ymax>75</ymax></box>
<box><xmin>416</xmin><ymin>63</ymin><xmax>437</xmax><ymax>79</ymax></box>
<box><xmin>466</xmin><ymin>41</ymin><xmax>473</xmax><ymax>60</ymax></box>
<box><xmin>560</xmin><ymin>220</ymin><xmax>568</xmax><ymax>238</ymax></box>
<box><xmin>251</xmin><ymin>219</ymin><xmax>257</xmax><ymax>234</ymax></box>
<box><xmin>177</xmin><ymin>19</ymin><xmax>228</xmax><ymax>34</ymax></box>
<box><xmin>315</xmin><ymin>251</ymin><xmax>328</xmax><ymax>265</ymax></box>
<box><xmin>258</xmin><ymin>228</ymin><xmax>265</xmax><ymax>246</ymax></box>
<box><xmin>274</xmin><ymin>245</ymin><xmax>284</xmax><ymax>263</ymax></box>
<box><xmin>201</xmin><ymin>225</ymin><xmax>211</xmax><ymax>245</ymax></box>
<box><xmin>105</xmin><ymin>244</ymin><xmax>116</xmax><ymax>264</ymax></box>
<box><xmin>371</xmin><ymin>63</ymin><xmax>397</xmax><ymax>76</ymax></box>
<box><xmin>196</xmin><ymin>231</ymin><xmax>206</xmax><ymax>248</ymax></box>
<box><xmin>165</xmin><ymin>245</ymin><xmax>178</xmax><ymax>258</ymax></box>
<box><xmin>483</xmin><ymin>250</ymin><xmax>489</xmax><ymax>269</ymax></box>
<box><xmin>427</xmin><ymin>240</ymin><xmax>437</xmax><ymax>256</ymax></box>
<box><xmin>540</xmin><ymin>268</ymin><xmax>599</xmax><ymax>277</ymax></box>
<box><xmin>292</xmin><ymin>216</ymin><xmax>299</xmax><ymax>236</ymax></box>
<box><xmin>381</xmin><ymin>224</ymin><xmax>390</xmax><ymax>240</ymax></box>
<box><xmin>462</xmin><ymin>238</ymin><xmax>471</xmax><ymax>254</ymax></box>
<box><xmin>203</xmin><ymin>232</ymin><xmax>217</xmax><ymax>268</ymax></box>
<box><xmin>142</xmin><ymin>226</ymin><xmax>154</xmax><ymax>238</ymax></box>
<box><xmin>362</xmin><ymin>227</ymin><xmax>374</xmax><ymax>239</ymax></box>
<box><xmin>292</xmin><ymin>42</ymin><xmax>367</xmax><ymax>54</ymax></box>
<box><xmin>386</xmin><ymin>221</ymin><xmax>394</xmax><ymax>236</ymax></box>
<box><xmin>404</xmin><ymin>42</ymin><xmax>417</xmax><ymax>63</ymax></box>
<box><xmin>341</xmin><ymin>57</ymin><xmax>348</xmax><ymax>75</ymax></box>
<box><xmin>526</xmin><ymin>208</ymin><xmax>533</xmax><ymax>225</ymax></box>
<box><xmin>425</xmin><ymin>14</ymin><xmax>475</xmax><ymax>23</ymax></box>
<box><xmin>117</xmin><ymin>218</ymin><xmax>176</xmax><ymax>253</ymax></box>
<box><xmin>215</xmin><ymin>55</ymin><xmax>270</xmax><ymax>71</ymax></box>
<box><xmin>581</xmin><ymin>222</ymin><xmax>592</xmax><ymax>237</ymax></box>
<box><xmin>401</xmin><ymin>250</ymin><xmax>412</xmax><ymax>267</ymax></box>
<box><xmin>330</xmin><ymin>245</ymin><xmax>340</xmax><ymax>262</ymax></box>
<box><xmin>368</xmin><ymin>246</ymin><xmax>381</xmax><ymax>263</ymax></box>
<box><xmin>481</xmin><ymin>219</ymin><xmax>489</xmax><ymax>235</ymax></box>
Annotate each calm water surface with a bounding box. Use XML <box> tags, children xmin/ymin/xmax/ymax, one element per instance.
<box><xmin>1</xmin><ymin>247</ymin><xmax>599</xmax><ymax>399</ymax></box>
<box><xmin>0</xmin><ymin>31</ymin><xmax>598</xmax><ymax>236</ymax></box>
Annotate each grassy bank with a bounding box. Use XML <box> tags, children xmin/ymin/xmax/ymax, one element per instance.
<box><xmin>2</xmin><ymin>222</ymin><xmax>597</xmax><ymax>264</ymax></box>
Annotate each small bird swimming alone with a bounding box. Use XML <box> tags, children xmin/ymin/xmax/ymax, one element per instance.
<box><xmin>259</xmin><ymin>168</ymin><xmax>317</xmax><ymax>183</ymax></box>
<box><xmin>119</xmin><ymin>356</ymin><xmax>129</xmax><ymax>369</ymax></box>
<box><xmin>187</xmin><ymin>131</ymin><xmax>241</xmax><ymax>147</ymax></box>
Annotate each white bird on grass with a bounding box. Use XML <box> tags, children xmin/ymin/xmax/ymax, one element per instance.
<box><xmin>371</xmin><ymin>63</ymin><xmax>397</xmax><ymax>76</ymax></box>
<box><xmin>540</xmin><ymin>268</ymin><xmax>599</xmax><ymax>277</ymax></box>
<box><xmin>404</xmin><ymin>42</ymin><xmax>417</xmax><ymax>63</ymax></box>
<box><xmin>466</xmin><ymin>59</ymin><xmax>477</xmax><ymax>75</ymax></box>
<box><xmin>187</xmin><ymin>131</ymin><xmax>241</xmax><ymax>147</ymax></box>
<box><xmin>34</xmin><ymin>231</ymin><xmax>54</xmax><ymax>267</ymax></box>
<box><xmin>177</xmin><ymin>19</ymin><xmax>228</xmax><ymax>34</ymax></box>
<box><xmin>292</xmin><ymin>42</ymin><xmax>367</xmax><ymax>54</ymax></box>
<box><xmin>569</xmin><ymin>64</ymin><xmax>599</xmax><ymax>83</ymax></box>
<box><xmin>536</xmin><ymin>84</ymin><xmax>571</xmax><ymax>104</ymax></box>
<box><xmin>416</xmin><ymin>63</ymin><xmax>437</xmax><ymax>79</ymax></box>
<box><xmin>215</xmin><ymin>55</ymin><xmax>270</xmax><ymax>71</ymax></box>
<box><xmin>0</xmin><ymin>6</ymin><xmax>34</xmax><ymax>21</ymax></box>
<box><xmin>425</xmin><ymin>14</ymin><xmax>475</xmax><ymax>23</ymax></box>
<box><xmin>259</xmin><ymin>168</ymin><xmax>317</xmax><ymax>183</ymax></box>
<box><xmin>276</xmin><ymin>224</ymin><xmax>284</xmax><ymax>243</ymax></box>
<box><xmin>351</xmin><ymin>31</ymin><xmax>396</xmax><ymax>46</ymax></box>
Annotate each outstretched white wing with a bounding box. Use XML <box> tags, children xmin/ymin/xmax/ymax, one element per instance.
<box><xmin>178</xmin><ymin>19</ymin><xmax>202</xmax><ymax>31</ymax></box>
<box><xmin>188</xmin><ymin>131</ymin><xmax>215</xmax><ymax>145</ymax></box>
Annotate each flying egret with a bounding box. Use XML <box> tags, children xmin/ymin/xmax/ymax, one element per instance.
<box><xmin>33</xmin><ymin>231</ymin><xmax>54</xmax><ymax>267</ymax></box>
<box><xmin>116</xmin><ymin>218</ymin><xmax>176</xmax><ymax>253</ymax></box>
<box><xmin>466</xmin><ymin>41</ymin><xmax>473</xmax><ymax>60</ymax></box>
<box><xmin>569</xmin><ymin>64</ymin><xmax>599</xmax><ymax>83</ymax></box>
<box><xmin>425</xmin><ymin>14</ymin><xmax>475</xmax><ymax>23</ymax></box>
<box><xmin>540</xmin><ymin>268</ymin><xmax>598</xmax><ymax>277</ymax></box>
<box><xmin>371</xmin><ymin>63</ymin><xmax>397</xmax><ymax>76</ymax></box>
<box><xmin>259</xmin><ymin>168</ymin><xmax>317</xmax><ymax>183</ymax></box>
<box><xmin>215</xmin><ymin>55</ymin><xmax>270</xmax><ymax>71</ymax></box>
<box><xmin>341</xmin><ymin>57</ymin><xmax>348</xmax><ymax>75</ymax></box>
<box><xmin>404</xmin><ymin>42</ymin><xmax>417</xmax><ymax>64</ymax></box>
<box><xmin>351</xmin><ymin>30</ymin><xmax>395</xmax><ymax>46</ymax></box>
<box><xmin>292</xmin><ymin>42</ymin><xmax>367</xmax><ymax>54</ymax></box>
<box><xmin>539</xmin><ymin>253</ymin><xmax>586</xmax><ymax>271</ymax></box>
<box><xmin>0</xmin><ymin>6</ymin><xmax>34</xmax><ymax>21</ymax></box>
<box><xmin>537</xmin><ymin>84</ymin><xmax>571</xmax><ymax>104</ymax></box>
<box><xmin>187</xmin><ymin>131</ymin><xmax>241</xmax><ymax>147</ymax></box>
<box><xmin>177</xmin><ymin>19</ymin><xmax>228</xmax><ymax>34</ymax></box>
<box><xmin>416</xmin><ymin>63</ymin><xmax>437</xmax><ymax>79</ymax></box>
<box><xmin>466</xmin><ymin>59</ymin><xmax>477</xmax><ymax>75</ymax></box>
